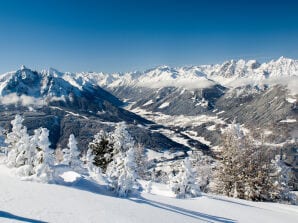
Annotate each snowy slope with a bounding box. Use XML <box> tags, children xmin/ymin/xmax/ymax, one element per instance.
<box><xmin>0</xmin><ymin>164</ymin><xmax>297</xmax><ymax>223</ymax></box>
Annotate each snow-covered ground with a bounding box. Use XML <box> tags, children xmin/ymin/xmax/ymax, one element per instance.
<box><xmin>0</xmin><ymin>164</ymin><xmax>297</xmax><ymax>223</ymax></box>
<box><xmin>130</xmin><ymin>108</ymin><xmax>225</xmax><ymax>128</ymax></box>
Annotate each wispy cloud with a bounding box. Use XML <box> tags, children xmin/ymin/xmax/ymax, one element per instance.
<box><xmin>0</xmin><ymin>93</ymin><xmax>45</xmax><ymax>107</ymax></box>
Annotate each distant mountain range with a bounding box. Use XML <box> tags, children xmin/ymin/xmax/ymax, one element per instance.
<box><xmin>1</xmin><ymin>57</ymin><xmax>297</xmax><ymax>96</ymax></box>
<box><xmin>80</xmin><ymin>56</ymin><xmax>297</xmax><ymax>91</ymax></box>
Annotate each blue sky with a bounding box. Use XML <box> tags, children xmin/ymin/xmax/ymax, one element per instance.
<box><xmin>0</xmin><ymin>0</ymin><xmax>297</xmax><ymax>73</ymax></box>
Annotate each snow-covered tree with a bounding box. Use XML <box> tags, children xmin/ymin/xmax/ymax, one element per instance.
<box><xmin>3</xmin><ymin>115</ymin><xmax>36</xmax><ymax>176</ymax></box>
<box><xmin>213</xmin><ymin>122</ymin><xmax>245</xmax><ymax>197</ymax></box>
<box><xmin>4</xmin><ymin>115</ymin><xmax>27</xmax><ymax>167</ymax></box>
<box><xmin>106</xmin><ymin>123</ymin><xmax>139</xmax><ymax>197</ymax></box>
<box><xmin>272</xmin><ymin>155</ymin><xmax>297</xmax><ymax>204</ymax></box>
<box><xmin>63</xmin><ymin>134</ymin><xmax>83</xmax><ymax>171</ymax></box>
<box><xmin>189</xmin><ymin>150</ymin><xmax>213</xmax><ymax>192</ymax></box>
<box><xmin>169</xmin><ymin>157</ymin><xmax>201</xmax><ymax>198</ymax></box>
<box><xmin>113</xmin><ymin>122</ymin><xmax>134</xmax><ymax>153</ymax></box>
<box><xmin>33</xmin><ymin>128</ymin><xmax>54</xmax><ymax>183</ymax></box>
<box><xmin>14</xmin><ymin>130</ymin><xmax>37</xmax><ymax>176</ymax></box>
<box><xmin>84</xmin><ymin>147</ymin><xmax>99</xmax><ymax>176</ymax></box>
<box><xmin>213</xmin><ymin>122</ymin><xmax>294</xmax><ymax>202</ymax></box>
<box><xmin>88</xmin><ymin>130</ymin><xmax>114</xmax><ymax>173</ymax></box>
<box><xmin>106</xmin><ymin>147</ymin><xmax>138</xmax><ymax>197</ymax></box>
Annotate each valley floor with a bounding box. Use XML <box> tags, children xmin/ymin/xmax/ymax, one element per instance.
<box><xmin>0</xmin><ymin>165</ymin><xmax>297</xmax><ymax>223</ymax></box>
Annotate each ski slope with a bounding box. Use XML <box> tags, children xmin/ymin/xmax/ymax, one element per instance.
<box><xmin>0</xmin><ymin>165</ymin><xmax>297</xmax><ymax>223</ymax></box>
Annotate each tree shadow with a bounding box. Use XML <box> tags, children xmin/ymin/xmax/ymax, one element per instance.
<box><xmin>52</xmin><ymin>173</ymin><xmax>239</xmax><ymax>222</ymax></box>
<box><xmin>204</xmin><ymin>194</ymin><xmax>258</xmax><ymax>208</ymax></box>
<box><xmin>129</xmin><ymin>196</ymin><xmax>237</xmax><ymax>223</ymax></box>
<box><xmin>52</xmin><ymin>167</ymin><xmax>116</xmax><ymax>197</ymax></box>
<box><xmin>0</xmin><ymin>211</ymin><xmax>46</xmax><ymax>223</ymax></box>
<box><xmin>56</xmin><ymin>176</ymin><xmax>237</xmax><ymax>222</ymax></box>
<box><xmin>70</xmin><ymin>177</ymin><xmax>116</xmax><ymax>197</ymax></box>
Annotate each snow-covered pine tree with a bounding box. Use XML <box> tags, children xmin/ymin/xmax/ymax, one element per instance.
<box><xmin>169</xmin><ymin>157</ymin><xmax>201</xmax><ymax>198</ymax></box>
<box><xmin>88</xmin><ymin>130</ymin><xmax>114</xmax><ymax>173</ymax></box>
<box><xmin>67</xmin><ymin>134</ymin><xmax>82</xmax><ymax>173</ymax></box>
<box><xmin>14</xmin><ymin>129</ymin><xmax>37</xmax><ymax>176</ymax></box>
<box><xmin>4</xmin><ymin>115</ymin><xmax>27</xmax><ymax>167</ymax></box>
<box><xmin>113</xmin><ymin>122</ymin><xmax>134</xmax><ymax>153</ymax></box>
<box><xmin>15</xmin><ymin>130</ymin><xmax>30</xmax><ymax>167</ymax></box>
<box><xmin>33</xmin><ymin>128</ymin><xmax>54</xmax><ymax>183</ymax></box>
<box><xmin>106</xmin><ymin>147</ymin><xmax>138</xmax><ymax>197</ymax></box>
<box><xmin>85</xmin><ymin>147</ymin><xmax>102</xmax><ymax>179</ymax></box>
<box><xmin>106</xmin><ymin>122</ymin><xmax>139</xmax><ymax>197</ymax></box>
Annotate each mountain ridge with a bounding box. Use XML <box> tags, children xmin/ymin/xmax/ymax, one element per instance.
<box><xmin>2</xmin><ymin>56</ymin><xmax>296</xmax><ymax>94</ymax></box>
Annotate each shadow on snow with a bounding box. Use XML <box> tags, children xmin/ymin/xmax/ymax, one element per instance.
<box><xmin>0</xmin><ymin>211</ymin><xmax>46</xmax><ymax>223</ymax></box>
<box><xmin>129</xmin><ymin>196</ymin><xmax>237</xmax><ymax>223</ymax></box>
<box><xmin>52</xmin><ymin>167</ymin><xmax>237</xmax><ymax>223</ymax></box>
<box><xmin>204</xmin><ymin>194</ymin><xmax>258</xmax><ymax>209</ymax></box>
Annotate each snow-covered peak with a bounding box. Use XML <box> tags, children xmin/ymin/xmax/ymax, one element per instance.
<box><xmin>20</xmin><ymin>65</ymin><xmax>28</xmax><ymax>70</ymax></box>
<box><xmin>0</xmin><ymin>66</ymin><xmax>82</xmax><ymax>99</ymax></box>
<box><xmin>41</xmin><ymin>67</ymin><xmax>65</xmax><ymax>78</ymax></box>
<box><xmin>206</xmin><ymin>59</ymin><xmax>261</xmax><ymax>78</ymax></box>
<box><xmin>263</xmin><ymin>57</ymin><xmax>298</xmax><ymax>77</ymax></box>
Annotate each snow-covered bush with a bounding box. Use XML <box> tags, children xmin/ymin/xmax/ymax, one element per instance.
<box><xmin>169</xmin><ymin>157</ymin><xmax>201</xmax><ymax>198</ymax></box>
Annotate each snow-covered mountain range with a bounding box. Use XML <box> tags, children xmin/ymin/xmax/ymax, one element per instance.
<box><xmin>79</xmin><ymin>56</ymin><xmax>298</xmax><ymax>92</ymax></box>
<box><xmin>0</xmin><ymin>57</ymin><xmax>297</xmax><ymax>99</ymax></box>
<box><xmin>0</xmin><ymin>57</ymin><xmax>297</xmax><ymax>188</ymax></box>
